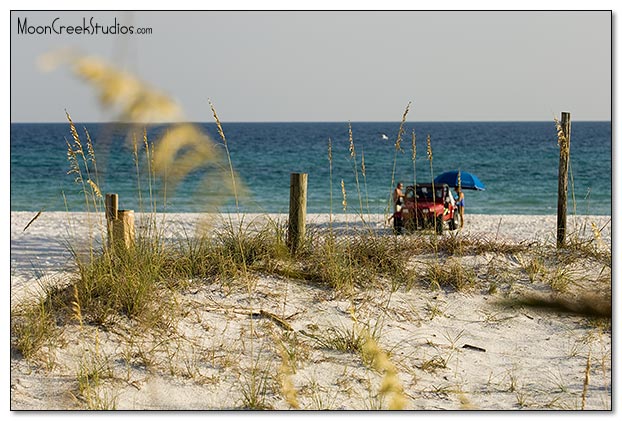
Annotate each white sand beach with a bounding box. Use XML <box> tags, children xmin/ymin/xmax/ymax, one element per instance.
<box><xmin>9</xmin><ymin>211</ymin><xmax>612</xmax><ymax>410</ymax></box>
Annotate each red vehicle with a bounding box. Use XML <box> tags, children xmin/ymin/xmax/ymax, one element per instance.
<box><xmin>394</xmin><ymin>183</ymin><xmax>460</xmax><ymax>233</ymax></box>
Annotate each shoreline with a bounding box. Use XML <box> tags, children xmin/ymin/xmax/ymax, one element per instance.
<box><xmin>11</xmin><ymin>210</ymin><xmax>612</xmax><ymax>242</ymax></box>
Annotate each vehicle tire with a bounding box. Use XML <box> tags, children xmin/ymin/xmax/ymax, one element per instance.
<box><xmin>393</xmin><ymin>215</ymin><xmax>404</xmax><ymax>235</ymax></box>
<box><xmin>435</xmin><ymin>216</ymin><xmax>444</xmax><ymax>234</ymax></box>
<box><xmin>449</xmin><ymin>213</ymin><xmax>458</xmax><ymax>231</ymax></box>
<box><xmin>404</xmin><ymin>218</ymin><xmax>416</xmax><ymax>234</ymax></box>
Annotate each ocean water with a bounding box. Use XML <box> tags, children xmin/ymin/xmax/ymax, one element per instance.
<box><xmin>10</xmin><ymin>121</ymin><xmax>611</xmax><ymax>215</ymax></box>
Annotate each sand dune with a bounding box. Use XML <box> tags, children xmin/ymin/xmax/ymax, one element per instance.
<box><xmin>9</xmin><ymin>211</ymin><xmax>612</xmax><ymax>410</ymax></box>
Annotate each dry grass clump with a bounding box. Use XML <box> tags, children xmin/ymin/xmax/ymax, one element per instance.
<box><xmin>11</xmin><ymin>292</ymin><xmax>59</xmax><ymax>360</ymax></box>
<box><xmin>310</xmin><ymin>324</ymin><xmax>374</xmax><ymax>355</ymax></box>
<box><xmin>172</xmin><ymin>219</ymin><xmax>290</xmax><ymax>285</ymax></box>
<box><xmin>422</xmin><ymin>259</ymin><xmax>477</xmax><ymax>291</ymax></box>
<box><xmin>519</xmin><ymin>253</ymin><xmax>547</xmax><ymax>283</ymax></box>
<box><xmin>433</xmin><ymin>233</ymin><xmax>531</xmax><ymax>257</ymax></box>
<box><xmin>14</xmin><ymin>235</ymin><xmax>207</xmax><ymax>361</ymax></box>
<box><xmin>346</xmin><ymin>235</ymin><xmax>410</xmax><ymax>285</ymax></box>
<box><xmin>216</xmin><ymin>220</ymin><xmax>290</xmax><ymax>271</ymax></box>
<box><xmin>505</xmin><ymin>233</ymin><xmax>612</xmax><ymax>322</ymax></box>
<box><xmin>61</xmin><ymin>238</ymin><xmax>180</xmax><ymax>328</ymax></box>
<box><xmin>240</xmin><ymin>353</ymin><xmax>275</xmax><ymax>410</ymax></box>
<box><xmin>75</xmin><ymin>337</ymin><xmax>116</xmax><ymax>409</ymax></box>
<box><xmin>296</xmin><ymin>240</ymin><xmax>356</xmax><ymax>290</ymax></box>
<box><xmin>295</xmin><ymin>233</ymin><xmax>412</xmax><ymax>291</ymax></box>
<box><xmin>559</xmin><ymin>235</ymin><xmax>611</xmax><ymax>268</ymax></box>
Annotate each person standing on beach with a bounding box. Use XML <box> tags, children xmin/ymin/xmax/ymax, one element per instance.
<box><xmin>391</xmin><ymin>182</ymin><xmax>405</xmax><ymax>234</ymax></box>
<box><xmin>393</xmin><ymin>182</ymin><xmax>405</xmax><ymax>212</ymax></box>
<box><xmin>455</xmin><ymin>187</ymin><xmax>465</xmax><ymax>228</ymax></box>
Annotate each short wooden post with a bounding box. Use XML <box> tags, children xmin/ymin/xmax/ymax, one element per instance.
<box><xmin>113</xmin><ymin>210</ymin><xmax>135</xmax><ymax>250</ymax></box>
<box><xmin>105</xmin><ymin>193</ymin><xmax>135</xmax><ymax>250</ymax></box>
<box><xmin>105</xmin><ymin>193</ymin><xmax>118</xmax><ymax>221</ymax></box>
<box><xmin>288</xmin><ymin>173</ymin><xmax>308</xmax><ymax>254</ymax></box>
<box><xmin>105</xmin><ymin>193</ymin><xmax>119</xmax><ymax>248</ymax></box>
<box><xmin>557</xmin><ymin>112</ymin><xmax>571</xmax><ymax>248</ymax></box>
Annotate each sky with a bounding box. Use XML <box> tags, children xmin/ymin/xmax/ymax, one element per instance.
<box><xmin>9</xmin><ymin>9</ymin><xmax>612</xmax><ymax>123</ymax></box>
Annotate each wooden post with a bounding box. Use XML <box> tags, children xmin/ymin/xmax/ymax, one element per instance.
<box><xmin>105</xmin><ymin>193</ymin><xmax>119</xmax><ymax>248</ymax></box>
<box><xmin>105</xmin><ymin>193</ymin><xmax>118</xmax><ymax>221</ymax></box>
<box><xmin>105</xmin><ymin>193</ymin><xmax>134</xmax><ymax>250</ymax></box>
<box><xmin>113</xmin><ymin>210</ymin><xmax>135</xmax><ymax>250</ymax></box>
<box><xmin>557</xmin><ymin>112</ymin><xmax>571</xmax><ymax>248</ymax></box>
<box><xmin>288</xmin><ymin>173</ymin><xmax>308</xmax><ymax>254</ymax></box>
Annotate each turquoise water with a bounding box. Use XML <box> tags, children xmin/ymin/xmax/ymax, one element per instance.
<box><xmin>10</xmin><ymin>121</ymin><xmax>611</xmax><ymax>215</ymax></box>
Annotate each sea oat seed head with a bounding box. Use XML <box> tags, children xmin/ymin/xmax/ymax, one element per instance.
<box><xmin>348</xmin><ymin>122</ymin><xmax>355</xmax><ymax>158</ymax></box>
<box><xmin>87</xmin><ymin>180</ymin><xmax>102</xmax><ymax>198</ymax></box>
<box><xmin>394</xmin><ymin>101</ymin><xmax>411</xmax><ymax>152</ymax></box>
<box><xmin>65</xmin><ymin>111</ymin><xmax>83</xmax><ymax>152</ymax></box>
<box><xmin>153</xmin><ymin>124</ymin><xmax>219</xmax><ymax>187</ymax></box>
<box><xmin>426</xmin><ymin>134</ymin><xmax>433</xmax><ymax>161</ymax></box>
<box><xmin>84</xmin><ymin>128</ymin><xmax>97</xmax><ymax>164</ymax></box>
<box><xmin>209</xmin><ymin>99</ymin><xmax>227</xmax><ymax>146</ymax></box>
<box><xmin>72</xmin><ymin>284</ymin><xmax>83</xmax><ymax>328</ymax></box>
<box><xmin>361</xmin><ymin>150</ymin><xmax>366</xmax><ymax>177</ymax></box>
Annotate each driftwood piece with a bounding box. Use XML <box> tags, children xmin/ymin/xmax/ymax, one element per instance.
<box><xmin>257</xmin><ymin>310</ymin><xmax>294</xmax><ymax>331</ymax></box>
<box><xmin>202</xmin><ymin>305</ymin><xmax>294</xmax><ymax>331</ymax></box>
<box><xmin>462</xmin><ymin>344</ymin><xmax>486</xmax><ymax>352</ymax></box>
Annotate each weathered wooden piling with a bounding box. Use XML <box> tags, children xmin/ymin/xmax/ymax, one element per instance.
<box><xmin>287</xmin><ymin>173</ymin><xmax>308</xmax><ymax>254</ymax></box>
<box><xmin>557</xmin><ymin>112</ymin><xmax>571</xmax><ymax>248</ymax></box>
<box><xmin>113</xmin><ymin>210</ymin><xmax>135</xmax><ymax>250</ymax></box>
<box><xmin>105</xmin><ymin>193</ymin><xmax>135</xmax><ymax>250</ymax></box>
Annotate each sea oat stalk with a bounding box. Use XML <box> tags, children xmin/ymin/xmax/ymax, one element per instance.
<box><xmin>387</xmin><ymin>102</ymin><xmax>411</xmax><ymax>217</ymax></box>
<box><xmin>427</xmin><ymin>134</ymin><xmax>438</xmax><ymax>235</ymax></box>
<box><xmin>328</xmin><ymin>137</ymin><xmax>334</xmax><ymax>227</ymax></box>
<box><xmin>361</xmin><ymin>148</ymin><xmax>371</xmax><ymax>217</ymax></box>
<box><xmin>341</xmin><ymin>179</ymin><xmax>347</xmax><ymax>213</ymax></box>
<box><xmin>209</xmin><ymin>99</ymin><xmax>239</xmax><ymax>212</ymax></box>
<box><xmin>348</xmin><ymin>123</ymin><xmax>365</xmax><ymax>222</ymax></box>
<box><xmin>362</xmin><ymin>331</ymin><xmax>407</xmax><ymax>409</ymax></box>
<box><xmin>411</xmin><ymin>129</ymin><xmax>417</xmax><ymax>187</ymax></box>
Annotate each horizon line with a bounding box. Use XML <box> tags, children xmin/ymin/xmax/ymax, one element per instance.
<box><xmin>10</xmin><ymin>119</ymin><xmax>613</xmax><ymax>125</ymax></box>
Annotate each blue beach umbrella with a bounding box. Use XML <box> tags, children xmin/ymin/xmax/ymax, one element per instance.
<box><xmin>434</xmin><ymin>170</ymin><xmax>486</xmax><ymax>191</ymax></box>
